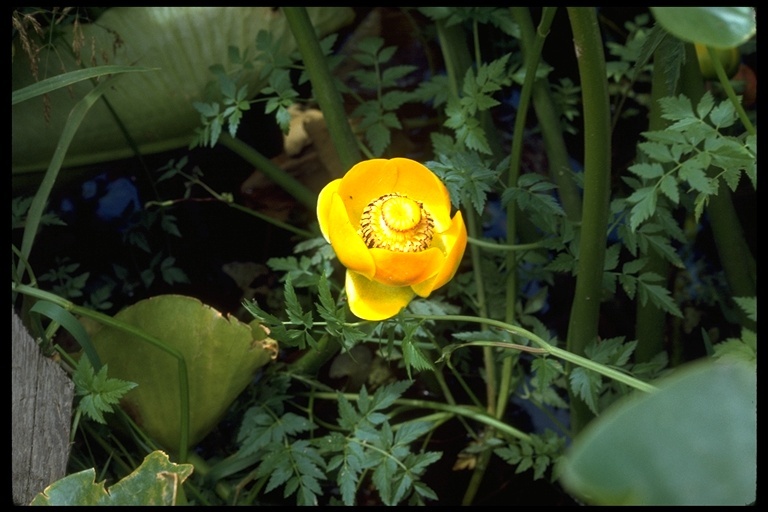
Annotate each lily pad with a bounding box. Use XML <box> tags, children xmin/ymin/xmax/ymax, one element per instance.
<box><xmin>90</xmin><ymin>294</ymin><xmax>278</xmax><ymax>452</ymax></box>
<box><xmin>30</xmin><ymin>450</ymin><xmax>193</xmax><ymax>506</ymax></box>
<box><xmin>650</xmin><ymin>7</ymin><xmax>756</xmax><ymax>48</ymax></box>
<box><xmin>558</xmin><ymin>358</ymin><xmax>756</xmax><ymax>505</ymax></box>
<box><xmin>12</xmin><ymin>7</ymin><xmax>355</xmax><ymax>172</ymax></box>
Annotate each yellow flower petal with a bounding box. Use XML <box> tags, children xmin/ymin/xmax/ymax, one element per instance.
<box><xmin>326</xmin><ymin>193</ymin><xmax>376</xmax><ymax>280</ymax></box>
<box><xmin>317</xmin><ymin>178</ymin><xmax>341</xmax><ymax>242</ymax></box>
<box><xmin>337</xmin><ymin>158</ymin><xmax>452</xmax><ymax>232</ymax></box>
<box><xmin>412</xmin><ymin>210</ymin><xmax>467</xmax><ymax>297</ymax></box>
<box><xmin>346</xmin><ymin>270</ymin><xmax>415</xmax><ymax>321</ymax></box>
<box><xmin>369</xmin><ymin>247</ymin><xmax>443</xmax><ymax>287</ymax></box>
<box><xmin>317</xmin><ymin>158</ymin><xmax>468</xmax><ymax>319</ymax></box>
<box><xmin>337</xmin><ymin>159</ymin><xmax>398</xmax><ymax>225</ymax></box>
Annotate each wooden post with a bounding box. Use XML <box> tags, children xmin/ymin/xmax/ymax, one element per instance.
<box><xmin>12</xmin><ymin>309</ymin><xmax>74</xmax><ymax>505</ymax></box>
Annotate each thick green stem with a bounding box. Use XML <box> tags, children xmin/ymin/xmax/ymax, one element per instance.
<box><xmin>283</xmin><ymin>7</ymin><xmax>362</xmax><ymax>172</ymax></box>
<box><xmin>286</xmin><ymin>333</ymin><xmax>340</xmax><ymax>377</ymax></box>
<box><xmin>435</xmin><ymin>17</ymin><xmax>500</xmax><ymax>504</ymax></box>
<box><xmin>404</xmin><ymin>313</ymin><xmax>656</xmax><ymax>393</ymax></box>
<box><xmin>513</xmin><ymin>7</ymin><xmax>583</xmax><ymax>222</ymax></box>
<box><xmin>634</xmin><ymin>41</ymin><xmax>677</xmax><ymax>363</ymax></box>
<box><xmin>565</xmin><ymin>8</ymin><xmax>612</xmax><ymax>435</ymax></box>
<box><xmin>495</xmin><ymin>6</ymin><xmax>557</xmax><ymax>421</ymax></box>
<box><xmin>464</xmin><ymin>213</ymin><xmax>496</xmax><ymax>414</ymax></box>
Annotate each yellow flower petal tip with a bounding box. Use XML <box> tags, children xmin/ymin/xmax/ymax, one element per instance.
<box><xmin>317</xmin><ymin>158</ymin><xmax>467</xmax><ymax>320</ymax></box>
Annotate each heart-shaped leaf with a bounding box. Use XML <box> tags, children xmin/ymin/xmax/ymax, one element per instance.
<box><xmin>91</xmin><ymin>294</ymin><xmax>278</xmax><ymax>452</ymax></box>
<box><xmin>558</xmin><ymin>359</ymin><xmax>756</xmax><ymax>505</ymax></box>
<box><xmin>650</xmin><ymin>7</ymin><xmax>756</xmax><ymax>48</ymax></box>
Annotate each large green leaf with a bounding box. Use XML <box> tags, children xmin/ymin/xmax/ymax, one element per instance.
<box><xmin>12</xmin><ymin>7</ymin><xmax>355</xmax><ymax>172</ymax></box>
<box><xmin>90</xmin><ymin>295</ymin><xmax>278</xmax><ymax>452</ymax></box>
<box><xmin>558</xmin><ymin>359</ymin><xmax>756</xmax><ymax>505</ymax></box>
<box><xmin>650</xmin><ymin>7</ymin><xmax>756</xmax><ymax>48</ymax></box>
<box><xmin>30</xmin><ymin>450</ymin><xmax>193</xmax><ymax>506</ymax></box>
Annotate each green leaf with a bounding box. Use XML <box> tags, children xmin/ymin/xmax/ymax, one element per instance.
<box><xmin>256</xmin><ymin>440</ymin><xmax>326</xmax><ymax>506</ymax></box>
<box><xmin>658</xmin><ymin>94</ymin><xmax>694</xmax><ymax>122</ymax></box>
<box><xmin>657</xmin><ymin>174</ymin><xmax>679</xmax><ymax>204</ymax></box>
<box><xmin>695</xmin><ymin>91</ymin><xmax>715</xmax><ymax>119</ymax></box>
<box><xmin>12</xmin><ymin>7</ymin><xmax>355</xmax><ymax>171</ymax></box>
<box><xmin>31</xmin><ymin>451</ymin><xmax>193</xmax><ymax>505</ymax></box>
<box><xmin>636</xmin><ymin>145</ymin><xmax>673</xmax><ymax>165</ymax></box>
<box><xmin>366</xmin><ymin>121</ymin><xmax>393</xmax><ymax>156</ymax></box>
<box><xmin>627</xmin><ymin>187</ymin><xmax>657</xmax><ymax>231</ymax></box>
<box><xmin>457</xmin><ymin>118</ymin><xmax>491</xmax><ymax>155</ymax></box>
<box><xmin>637</xmin><ymin>277</ymin><xmax>683</xmax><ymax>317</ymax></box>
<box><xmin>621</xmin><ymin>258</ymin><xmax>648</xmax><ymax>274</ymax></box>
<box><xmin>678</xmin><ymin>157</ymin><xmax>714</xmax><ymax>193</ymax></box>
<box><xmin>238</xmin><ymin>408</ymin><xmax>315</xmax><ymax>456</ymax></box>
<box><xmin>559</xmin><ymin>359</ymin><xmax>756</xmax><ymax>505</ymax></box>
<box><xmin>381</xmin><ymin>89</ymin><xmax>415</xmax><ymax>110</ymax></box>
<box><xmin>713</xmin><ymin>329</ymin><xmax>756</xmax><ymax>364</ymax></box>
<box><xmin>91</xmin><ymin>295</ymin><xmax>278</xmax><ymax>452</ymax></box>
<box><xmin>12</xmin><ymin>65</ymin><xmax>157</xmax><ymax>106</ymax></box>
<box><xmin>584</xmin><ymin>337</ymin><xmax>630</xmax><ymax>365</ymax></box>
<box><xmin>381</xmin><ymin>65</ymin><xmax>418</xmax><ymax>87</ymax></box>
<box><xmin>733</xmin><ymin>296</ymin><xmax>756</xmax><ymax>322</ymax></box>
<box><xmin>642</xmin><ymin>233</ymin><xmax>684</xmax><ymax>269</ymax></box>
<box><xmin>531</xmin><ymin>357</ymin><xmax>564</xmax><ymax>390</ymax></box>
<box><xmin>650</xmin><ymin>7</ymin><xmax>756</xmax><ymax>48</ymax></box>
<box><xmin>427</xmin><ymin>151</ymin><xmax>499</xmax><ymax>215</ymax></box>
<box><xmin>569</xmin><ymin>367</ymin><xmax>602</xmax><ymax>415</ymax></box>
<box><xmin>401</xmin><ymin>332</ymin><xmax>435</xmax><ymax>377</ymax></box>
<box><xmin>284</xmin><ymin>275</ymin><xmax>313</xmax><ymax>327</ymax></box>
<box><xmin>73</xmin><ymin>358</ymin><xmax>137</xmax><ymax>425</ymax></box>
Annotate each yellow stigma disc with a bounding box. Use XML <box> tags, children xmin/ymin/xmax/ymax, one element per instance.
<box><xmin>359</xmin><ymin>193</ymin><xmax>434</xmax><ymax>252</ymax></box>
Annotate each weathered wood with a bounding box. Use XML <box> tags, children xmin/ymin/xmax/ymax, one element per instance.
<box><xmin>12</xmin><ymin>309</ymin><xmax>74</xmax><ymax>505</ymax></box>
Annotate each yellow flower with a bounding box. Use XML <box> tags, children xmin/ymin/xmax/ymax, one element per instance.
<box><xmin>317</xmin><ymin>158</ymin><xmax>467</xmax><ymax>320</ymax></box>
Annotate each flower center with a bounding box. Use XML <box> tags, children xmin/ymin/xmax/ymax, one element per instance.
<box><xmin>359</xmin><ymin>193</ymin><xmax>434</xmax><ymax>252</ymax></box>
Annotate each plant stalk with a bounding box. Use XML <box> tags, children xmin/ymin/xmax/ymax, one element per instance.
<box><xmin>513</xmin><ymin>7</ymin><xmax>583</xmax><ymax>222</ymax></box>
<box><xmin>564</xmin><ymin>7</ymin><xmax>613</xmax><ymax>435</ymax></box>
<box><xmin>283</xmin><ymin>7</ymin><xmax>362</xmax><ymax>172</ymax></box>
<box><xmin>633</xmin><ymin>39</ymin><xmax>677</xmax><ymax>363</ymax></box>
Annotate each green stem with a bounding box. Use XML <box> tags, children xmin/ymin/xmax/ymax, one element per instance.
<box><xmin>283</xmin><ymin>7</ymin><xmax>362</xmax><ymax>172</ymax></box>
<box><xmin>218</xmin><ymin>133</ymin><xmax>317</xmax><ymax>211</ymax></box>
<box><xmin>706</xmin><ymin>46</ymin><xmax>755</xmax><ymax>136</ymax></box>
<box><xmin>512</xmin><ymin>7</ymin><xmax>583</xmax><ymax>222</ymax></box>
<box><xmin>13</xmin><ymin>283</ymin><xmax>191</xmax><ymax>462</ymax></box>
<box><xmin>434</xmin><ymin>19</ymin><xmax>500</xmax><ymax>501</ymax></box>
<box><xmin>565</xmin><ymin>7</ymin><xmax>613</xmax><ymax>434</ymax></box>
<box><xmin>467</xmin><ymin>236</ymin><xmax>543</xmax><ymax>252</ymax></box>
<box><xmin>286</xmin><ymin>333</ymin><xmax>340</xmax><ymax>377</ymax></box>
<box><xmin>634</xmin><ymin>39</ymin><xmax>677</xmax><ymax>363</ymax></box>
<box><xmin>498</xmin><ymin>8</ymin><xmax>558</xmax><ymax>418</ymax></box>
<box><xmin>403</xmin><ymin>313</ymin><xmax>657</xmax><ymax>394</ymax></box>
<box><xmin>464</xmin><ymin>213</ymin><xmax>496</xmax><ymax>417</ymax></box>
